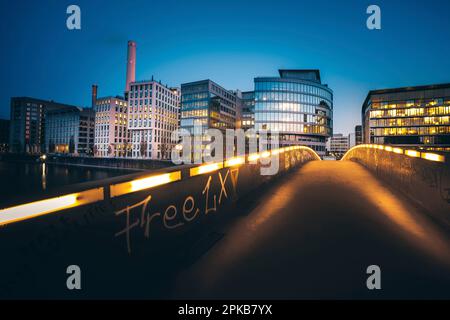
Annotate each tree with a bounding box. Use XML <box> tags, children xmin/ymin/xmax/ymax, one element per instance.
<box><xmin>159</xmin><ymin>143</ymin><xmax>169</xmax><ymax>160</ymax></box>
<box><xmin>140</xmin><ymin>140</ymin><xmax>148</xmax><ymax>158</ymax></box>
<box><xmin>108</xmin><ymin>144</ymin><xmax>113</xmax><ymax>157</ymax></box>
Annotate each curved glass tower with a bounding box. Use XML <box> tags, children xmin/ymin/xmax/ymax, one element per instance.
<box><xmin>254</xmin><ymin>70</ymin><xmax>333</xmax><ymax>156</ymax></box>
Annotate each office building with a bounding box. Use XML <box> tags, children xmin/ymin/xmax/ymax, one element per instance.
<box><xmin>327</xmin><ymin>133</ymin><xmax>349</xmax><ymax>159</ymax></box>
<box><xmin>0</xmin><ymin>119</ymin><xmax>9</xmax><ymax>152</ymax></box>
<box><xmin>46</xmin><ymin>106</ymin><xmax>95</xmax><ymax>155</ymax></box>
<box><xmin>181</xmin><ymin>79</ymin><xmax>241</xmax><ymax>135</ymax></box>
<box><xmin>362</xmin><ymin>84</ymin><xmax>450</xmax><ymax>150</ymax></box>
<box><xmin>355</xmin><ymin>125</ymin><xmax>363</xmax><ymax>145</ymax></box>
<box><xmin>9</xmin><ymin>97</ymin><xmax>79</xmax><ymax>154</ymax></box>
<box><xmin>241</xmin><ymin>91</ymin><xmax>255</xmax><ymax>130</ymax></box>
<box><xmin>254</xmin><ymin>69</ymin><xmax>333</xmax><ymax>156</ymax></box>
<box><xmin>94</xmin><ymin>96</ymin><xmax>130</xmax><ymax>157</ymax></box>
<box><xmin>128</xmin><ymin>80</ymin><xmax>180</xmax><ymax>159</ymax></box>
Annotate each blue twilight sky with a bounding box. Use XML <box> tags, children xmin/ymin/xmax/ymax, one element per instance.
<box><xmin>1</xmin><ymin>0</ymin><xmax>449</xmax><ymax>134</ymax></box>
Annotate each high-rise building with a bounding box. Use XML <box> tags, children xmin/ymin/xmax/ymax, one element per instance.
<box><xmin>180</xmin><ymin>79</ymin><xmax>241</xmax><ymax>135</ymax></box>
<box><xmin>94</xmin><ymin>96</ymin><xmax>130</xmax><ymax>157</ymax></box>
<box><xmin>327</xmin><ymin>134</ymin><xmax>349</xmax><ymax>159</ymax></box>
<box><xmin>362</xmin><ymin>84</ymin><xmax>450</xmax><ymax>151</ymax></box>
<box><xmin>9</xmin><ymin>97</ymin><xmax>79</xmax><ymax>154</ymax></box>
<box><xmin>254</xmin><ymin>70</ymin><xmax>333</xmax><ymax>156</ymax></box>
<box><xmin>0</xmin><ymin>119</ymin><xmax>9</xmax><ymax>153</ymax></box>
<box><xmin>128</xmin><ymin>80</ymin><xmax>180</xmax><ymax>159</ymax></box>
<box><xmin>355</xmin><ymin>125</ymin><xmax>363</xmax><ymax>146</ymax></box>
<box><xmin>45</xmin><ymin>107</ymin><xmax>94</xmax><ymax>155</ymax></box>
<box><xmin>241</xmin><ymin>91</ymin><xmax>255</xmax><ymax>130</ymax></box>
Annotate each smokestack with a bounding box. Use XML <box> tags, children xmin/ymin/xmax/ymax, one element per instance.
<box><xmin>91</xmin><ymin>84</ymin><xmax>98</xmax><ymax>108</ymax></box>
<box><xmin>125</xmin><ymin>40</ymin><xmax>136</xmax><ymax>93</ymax></box>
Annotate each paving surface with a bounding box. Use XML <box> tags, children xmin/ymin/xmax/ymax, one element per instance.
<box><xmin>173</xmin><ymin>161</ymin><xmax>450</xmax><ymax>299</ymax></box>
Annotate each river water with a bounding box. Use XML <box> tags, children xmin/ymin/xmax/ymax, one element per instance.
<box><xmin>0</xmin><ymin>161</ymin><xmax>134</xmax><ymax>205</ymax></box>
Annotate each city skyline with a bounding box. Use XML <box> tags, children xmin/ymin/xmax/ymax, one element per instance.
<box><xmin>1</xmin><ymin>0</ymin><xmax>450</xmax><ymax>135</ymax></box>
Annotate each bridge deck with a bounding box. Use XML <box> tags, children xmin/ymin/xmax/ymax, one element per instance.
<box><xmin>173</xmin><ymin>161</ymin><xmax>450</xmax><ymax>299</ymax></box>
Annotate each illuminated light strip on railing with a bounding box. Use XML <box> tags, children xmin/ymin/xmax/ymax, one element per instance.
<box><xmin>248</xmin><ymin>153</ymin><xmax>260</xmax><ymax>162</ymax></box>
<box><xmin>405</xmin><ymin>150</ymin><xmax>420</xmax><ymax>158</ymax></box>
<box><xmin>261</xmin><ymin>151</ymin><xmax>271</xmax><ymax>158</ymax></box>
<box><xmin>342</xmin><ymin>144</ymin><xmax>446</xmax><ymax>163</ymax></box>
<box><xmin>190</xmin><ymin>162</ymin><xmax>224</xmax><ymax>177</ymax></box>
<box><xmin>421</xmin><ymin>152</ymin><xmax>445</xmax><ymax>163</ymax></box>
<box><xmin>110</xmin><ymin>171</ymin><xmax>181</xmax><ymax>198</ymax></box>
<box><xmin>224</xmin><ymin>156</ymin><xmax>246</xmax><ymax>168</ymax></box>
<box><xmin>0</xmin><ymin>188</ymin><xmax>104</xmax><ymax>226</ymax></box>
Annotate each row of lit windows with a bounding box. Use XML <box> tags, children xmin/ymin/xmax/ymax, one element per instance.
<box><xmin>370</xmin><ymin>106</ymin><xmax>450</xmax><ymax>118</ymax></box>
<box><xmin>370</xmin><ymin>98</ymin><xmax>450</xmax><ymax>110</ymax></box>
<box><xmin>255</xmin><ymin>81</ymin><xmax>333</xmax><ymax>101</ymax></box>
<box><xmin>182</xmin><ymin>109</ymin><xmax>208</xmax><ymax>118</ymax></box>
<box><xmin>372</xmin><ymin>126</ymin><xmax>450</xmax><ymax>136</ymax></box>
<box><xmin>255</xmin><ymin>102</ymin><xmax>326</xmax><ymax>115</ymax></box>
<box><xmin>255</xmin><ymin>123</ymin><xmax>329</xmax><ymax>134</ymax></box>
<box><xmin>370</xmin><ymin>116</ymin><xmax>450</xmax><ymax>127</ymax></box>
<box><xmin>255</xmin><ymin>113</ymin><xmax>318</xmax><ymax>123</ymax></box>
<box><xmin>255</xmin><ymin>92</ymin><xmax>331</xmax><ymax>107</ymax></box>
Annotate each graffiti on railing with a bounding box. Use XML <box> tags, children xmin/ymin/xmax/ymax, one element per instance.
<box><xmin>114</xmin><ymin>168</ymin><xmax>239</xmax><ymax>254</ymax></box>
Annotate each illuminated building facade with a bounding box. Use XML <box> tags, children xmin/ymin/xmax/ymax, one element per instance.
<box><xmin>45</xmin><ymin>106</ymin><xmax>94</xmax><ymax>155</ymax></box>
<box><xmin>94</xmin><ymin>96</ymin><xmax>130</xmax><ymax>157</ymax></box>
<box><xmin>254</xmin><ymin>70</ymin><xmax>333</xmax><ymax>156</ymax></box>
<box><xmin>9</xmin><ymin>97</ymin><xmax>79</xmax><ymax>154</ymax></box>
<box><xmin>327</xmin><ymin>133</ymin><xmax>349</xmax><ymax>159</ymax></box>
<box><xmin>362</xmin><ymin>84</ymin><xmax>450</xmax><ymax>150</ymax></box>
<box><xmin>180</xmin><ymin>79</ymin><xmax>240</xmax><ymax>135</ymax></box>
<box><xmin>241</xmin><ymin>91</ymin><xmax>255</xmax><ymax>130</ymax></box>
<box><xmin>128</xmin><ymin>80</ymin><xmax>180</xmax><ymax>159</ymax></box>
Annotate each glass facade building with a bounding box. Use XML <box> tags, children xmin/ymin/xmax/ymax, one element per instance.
<box><xmin>241</xmin><ymin>91</ymin><xmax>255</xmax><ymax>131</ymax></box>
<box><xmin>45</xmin><ymin>107</ymin><xmax>94</xmax><ymax>155</ymax></box>
<box><xmin>254</xmin><ymin>70</ymin><xmax>333</xmax><ymax>155</ymax></box>
<box><xmin>362</xmin><ymin>84</ymin><xmax>450</xmax><ymax>151</ymax></box>
<box><xmin>181</xmin><ymin>79</ymin><xmax>240</xmax><ymax>136</ymax></box>
<box><xmin>9</xmin><ymin>97</ymin><xmax>81</xmax><ymax>154</ymax></box>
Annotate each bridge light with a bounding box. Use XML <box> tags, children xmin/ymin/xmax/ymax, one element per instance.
<box><xmin>190</xmin><ymin>163</ymin><xmax>223</xmax><ymax>177</ymax></box>
<box><xmin>405</xmin><ymin>150</ymin><xmax>420</xmax><ymax>158</ymax></box>
<box><xmin>0</xmin><ymin>188</ymin><xmax>104</xmax><ymax>226</ymax></box>
<box><xmin>248</xmin><ymin>153</ymin><xmax>261</xmax><ymax>162</ymax></box>
<box><xmin>393</xmin><ymin>148</ymin><xmax>403</xmax><ymax>154</ymax></box>
<box><xmin>225</xmin><ymin>157</ymin><xmax>245</xmax><ymax>167</ymax></box>
<box><xmin>421</xmin><ymin>153</ymin><xmax>445</xmax><ymax>163</ymax></box>
<box><xmin>261</xmin><ymin>151</ymin><xmax>271</xmax><ymax>158</ymax></box>
<box><xmin>384</xmin><ymin>146</ymin><xmax>393</xmax><ymax>152</ymax></box>
<box><xmin>110</xmin><ymin>172</ymin><xmax>181</xmax><ymax>197</ymax></box>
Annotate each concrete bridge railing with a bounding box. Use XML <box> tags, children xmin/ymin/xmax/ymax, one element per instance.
<box><xmin>0</xmin><ymin>146</ymin><xmax>320</xmax><ymax>298</ymax></box>
<box><xmin>342</xmin><ymin>144</ymin><xmax>450</xmax><ymax>227</ymax></box>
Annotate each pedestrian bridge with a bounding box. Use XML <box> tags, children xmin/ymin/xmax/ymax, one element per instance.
<box><xmin>0</xmin><ymin>145</ymin><xmax>449</xmax><ymax>299</ymax></box>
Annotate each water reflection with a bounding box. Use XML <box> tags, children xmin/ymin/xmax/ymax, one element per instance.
<box><xmin>0</xmin><ymin>161</ymin><xmax>133</xmax><ymax>205</ymax></box>
<box><xmin>41</xmin><ymin>163</ymin><xmax>47</xmax><ymax>190</ymax></box>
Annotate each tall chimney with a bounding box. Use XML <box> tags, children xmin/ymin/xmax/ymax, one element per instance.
<box><xmin>125</xmin><ymin>40</ymin><xmax>136</xmax><ymax>93</ymax></box>
<box><xmin>91</xmin><ymin>84</ymin><xmax>98</xmax><ymax>108</ymax></box>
